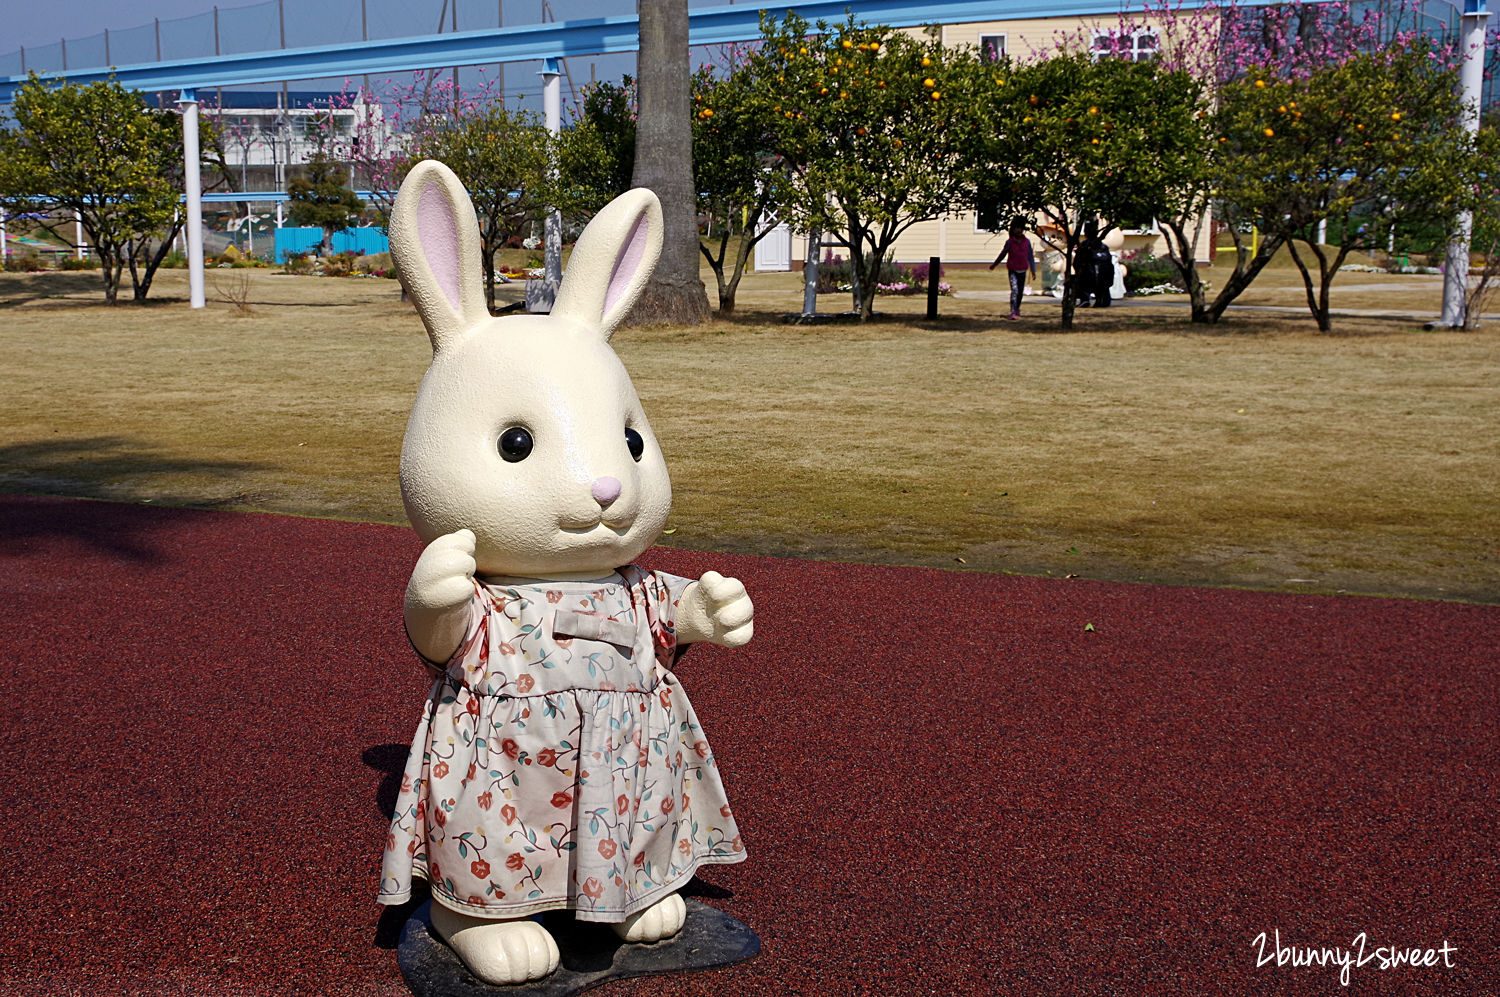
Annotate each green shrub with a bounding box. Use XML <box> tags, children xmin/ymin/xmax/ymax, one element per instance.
<box><xmin>320</xmin><ymin>250</ymin><xmax>361</xmax><ymax>277</ymax></box>
<box><xmin>4</xmin><ymin>252</ymin><xmax>47</xmax><ymax>272</ymax></box>
<box><xmin>816</xmin><ymin>254</ymin><xmax>915</xmax><ymax>293</ymax></box>
<box><xmin>59</xmin><ymin>255</ymin><xmax>100</xmax><ymax>270</ymax></box>
<box><xmin>1122</xmin><ymin>253</ymin><xmax>1184</xmax><ymax>293</ymax></box>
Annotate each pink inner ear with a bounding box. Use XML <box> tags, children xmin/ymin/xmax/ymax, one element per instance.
<box><xmin>603</xmin><ymin>215</ymin><xmax>650</xmax><ymax>317</ymax></box>
<box><xmin>418</xmin><ymin>183</ymin><xmax>462</xmax><ymax>313</ymax></box>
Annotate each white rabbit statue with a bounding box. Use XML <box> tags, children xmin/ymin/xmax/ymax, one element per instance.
<box><xmin>377</xmin><ymin>160</ymin><xmax>754</xmax><ymax>985</ymax></box>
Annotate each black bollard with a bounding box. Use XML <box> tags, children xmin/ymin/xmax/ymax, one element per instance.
<box><xmin>926</xmin><ymin>256</ymin><xmax>940</xmax><ymax>320</ymax></box>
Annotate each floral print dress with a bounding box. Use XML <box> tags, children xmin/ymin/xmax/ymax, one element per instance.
<box><xmin>379</xmin><ymin>566</ymin><xmax>745</xmax><ymax>923</ymax></box>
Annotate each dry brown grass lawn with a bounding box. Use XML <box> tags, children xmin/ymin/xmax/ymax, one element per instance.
<box><xmin>2</xmin><ymin>264</ymin><xmax>1496</xmax><ymax>603</ymax></box>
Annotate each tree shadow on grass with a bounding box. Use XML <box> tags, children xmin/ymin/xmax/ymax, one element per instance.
<box><xmin>0</xmin><ymin>271</ymin><xmax>110</xmax><ymax>307</ymax></box>
<box><xmin>0</xmin><ymin>435</ymin><xmax>269</xmax><ymax>563</ymax></box>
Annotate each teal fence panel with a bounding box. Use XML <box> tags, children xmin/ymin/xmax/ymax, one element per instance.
<box><xmin>274</xmin><ymin>226</ymin><xmax>389</xmax><ymax>263</ymax></box>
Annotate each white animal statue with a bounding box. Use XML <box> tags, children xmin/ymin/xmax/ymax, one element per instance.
<box><xmin>377</xmin><ymin>160</ymin><xmax>755</xmax><ymax>985</ymax></box>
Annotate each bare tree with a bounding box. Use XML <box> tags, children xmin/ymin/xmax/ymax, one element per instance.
<box><xmin>626</xmin><ymin>0</ymin><xmax>711</xmax><ymax>325</ymax></box>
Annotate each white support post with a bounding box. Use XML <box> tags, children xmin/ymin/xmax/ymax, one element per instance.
<box><xmin>1438</xmin><ymin>0</ymin><xmax>1490</xmax><ymax>327</ymax></box>
<box><xmin>1</xmin><ymin>208</ymin><xmax>7</xmax><ymax>267</ymax></box>
<box><xmin>527</xmin><ymin>58</ymin><xmax>563</xmax><ymax>314</ymax></box>
<box><xmin>246</xmin><ymin>205</ymin><xmax>255</xmax><ymax>256</ymax></box>
<box><xmin>74</xmin><ymin>211</ymin><xmax>85</xmax><ymax>260</ymax></box>
<box><xmin>178</xmin><ymin>88</ymin><xmax>206</xmax><ymax>309</ymax></box>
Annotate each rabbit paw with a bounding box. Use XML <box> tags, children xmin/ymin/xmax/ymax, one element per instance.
<box><xmin>677</xmin><ymin>572</ymin><xmax>754</xmax><ymax>648</ymax></box>
<box><xmin>430</xmin><ymin>902</ymin><xmax>560</xmax><ymax>985</ymax></box>
<box><xmin>611</xmin><ymin>893</ymin><xmax>686</xmax><ymax>943</ymax></box>
<box><xmin>404</xmin><ymin>529</ymin><xmax>478</xmax><ymax>663</ymax></box>
<box><xmin>406</xmin><ymin>529</ymin><xmax>478</xmax><ymax>612</ymax></box>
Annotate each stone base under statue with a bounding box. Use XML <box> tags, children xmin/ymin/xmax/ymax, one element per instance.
<box><xmin>398</xmin><ymin>898</ymin><xmax>760</xmax><ymax>996</ymax></box>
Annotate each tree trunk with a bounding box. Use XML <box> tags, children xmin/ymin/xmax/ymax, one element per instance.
<box><xmin>132</xmin><ymin>222</ymin><xmax>184</xmax><ymax>301</ymax></box>
<box><xmin>1287</xmin><ymin>238</ymin><xmax>1341</xmax><ymax>333</ymax></box>
<box><xmin>102</xmin><ymin>259</ymin><xmax>122</xmax><ymax>305</ymax></box>
<box><xmin>625</xmin><ymin>0</ymin><xmax>710</xmax><ymax>327</ymax></box>
<box><xmin>701</xmin><ymin>235</ymin><xmax>731</xmax><ymax>312</ymax></box>
<box><xmin>1058</xmin><ymin>237</ymin><xmax>1078</xmax><ymax>331</ymax></box>
<box><xmin>719</xmin><ymin>206</ymin><xmax>768</xmax><ymax>315</ymax></box>
<box><xmin>857</xmin><ymin>246</ymin><xmax>882</xmax><ymax>321</ymax></box>
<box><xmin>480</xmin><ymin>222</ymin><xmax>498</xmax><ymax>314</ymax></box>
<box><xmin>1204</xmin><ymin>230</ymin><xmax>1287</xmax><ymax>324</ymax></box>
<box><xmin>1162</xmin><ymin>218</ymin><xmax>1211</xmax><ymax>323</ymax></box>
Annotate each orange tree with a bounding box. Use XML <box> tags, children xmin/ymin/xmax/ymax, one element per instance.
<box><xmin>746</xmin><ymin>12</ymin><xmax>991</xmax><ymax>320</ymax></box>
<box><xmin>978</xmin><ymin>51</ymin><xmax>1210</xmax><ymax>329</ymax></box>
<box><xmin>0</xmin><ymin>74</ymin><xmax>219</xmax><ymax>303</ymax></box>
<box><xmin>1464</xmin><ymin>123</ymin><xmax>1500</xmax><ymax>330</ymax></box>
<box><xmin>558</xmin><ymin>67</ymin><xmax>785</xmax><ymax>314</ymax></box>
<box><xmin>411</xmin><ymin>103</ymin><xmax>554</xmax><ymax>313</ymax></box>
<box><xmin>1214</xmin><ymin>40</ymin><xmax>1472</xmax><ymax>331</ymax></box>
<box><xmin>692</xmin><ymin>63</ymin><xmax>783</xmax><ymax>314</ymax></box>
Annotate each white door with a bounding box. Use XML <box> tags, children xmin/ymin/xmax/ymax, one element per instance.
<box><xmin>754</xmin><ymin>222</ymin><xmax>792</xmax><ymax>272</ymax></box>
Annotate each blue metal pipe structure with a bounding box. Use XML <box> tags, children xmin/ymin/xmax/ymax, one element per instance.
<box><xmin>0</xmin><ymin>0</ymin><xmax>1282</xmax><ymax>100</ymax></box>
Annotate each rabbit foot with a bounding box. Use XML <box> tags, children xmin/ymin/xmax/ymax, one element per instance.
<box><xmin>611</xmin><ymin>893</ymin><xmax>686</xmax><ymax>943</ymax></box>
<box><xmin>430</xmin><ymin>901</ymin><xmax>560</xmax><ymax>984</ymax></box>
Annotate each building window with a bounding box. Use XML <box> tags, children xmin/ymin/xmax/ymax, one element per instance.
<box><xmin>979</xmin><ymin>34</ymin><xmax>1006</xmax><ymax>63</ymax></box>
<box><xmin>1092</xmin><ymin>30</ymin><xmax>1158</xmax><ymax>63</ymax></box>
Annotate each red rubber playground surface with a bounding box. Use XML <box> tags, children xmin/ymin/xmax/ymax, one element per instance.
<box><xmin>2</xmin><ymin>493</ymin><xmax>1496</xmax><ymax>996</ymax></box>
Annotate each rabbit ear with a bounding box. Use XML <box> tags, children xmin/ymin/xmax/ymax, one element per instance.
<box><xmin>390</xmin><ymin>160</ymin><xmax>490</xmax><ymax>354</ymax></box>
<box><xmin>551</xmin><ymin>188</ymin><xmax>663</xmax><ymax>341</ymax></box>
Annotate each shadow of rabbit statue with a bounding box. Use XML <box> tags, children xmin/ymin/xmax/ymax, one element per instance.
<box><xmin>375</xmin><ymin>160</ymin><xmax>754</xmax><ymax>986</ymax></box>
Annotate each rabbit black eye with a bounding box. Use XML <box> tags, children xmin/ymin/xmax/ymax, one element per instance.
<box><xmin>625</xmin><ymin>428</ymin><xmax>645</xmax><ymax>462</ymax></box>
<box><xmin>498</xmin><ymin>426</ymin><xmax>534</xmax><ymax>463</ymax></box>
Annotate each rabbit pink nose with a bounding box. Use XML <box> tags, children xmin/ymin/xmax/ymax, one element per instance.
<box><xmin>592</xmin><ymin>476</ymin><xmax>622</xmax><ymax>507</ymax></box>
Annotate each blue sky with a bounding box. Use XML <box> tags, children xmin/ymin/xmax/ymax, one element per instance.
<box><xmin>3</xmin><ymin>1</ymin><xmax>224</xmax><ymax>53</ymax></box>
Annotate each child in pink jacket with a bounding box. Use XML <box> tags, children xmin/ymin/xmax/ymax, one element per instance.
<box><xmin>989</xmin><ymin>220</ymin><xmax>1038</xmax><ymax>320</ymax></box>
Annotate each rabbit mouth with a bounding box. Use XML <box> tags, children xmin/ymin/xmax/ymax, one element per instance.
<box><xmin>560</xmin><ymin>518</ymin><xmax>635</xmax><ymax>537</ymax></box>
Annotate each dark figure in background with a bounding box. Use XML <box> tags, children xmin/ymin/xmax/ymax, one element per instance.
<box><xmin>1073</xmin><ymin>222</ymin><xmax>1115</xmax><ymax>308</ymax></box>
